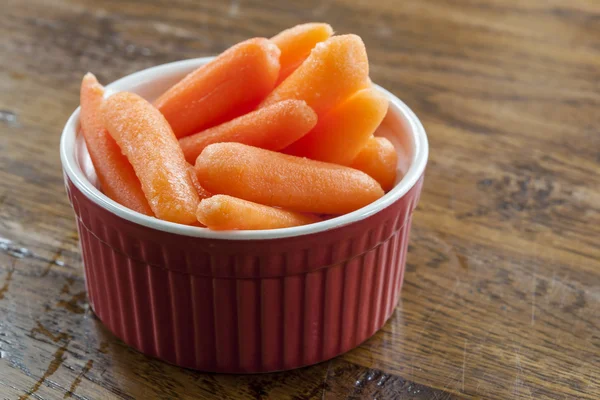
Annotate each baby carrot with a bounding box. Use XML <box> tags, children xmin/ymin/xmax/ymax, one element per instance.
<box><xmin>195</xmin><ymin>143</ymin><xmax>384</xmax><ymax>214</ymax></box>
<box><xmin>154</xmin><ymin>38</ymin><xmax>281</xmax><ymax>138</ymax></box>
<box><xmin>259</xmin><ymin>35</ymin><xmax>370</xmax><ymax>117</ymax></box>
<box><xmin>351</xmin><ymin>137</ymin><xmax>398</xmax><ymax>191</ymax></box>
<box><xmin>101</xmin><ymin>92</ymin><xmax>200</xmax><ymax>224</ymax></box>
<box><xmin>187</xmin><ymin>165</ymin><xmax>212</xmax><ymax>200</ymax></box>
<box><xmin>285</xmin><ymin>87</ymin><xmax>389</xmax><ymax>165</ymax></box>
<box><xmin>79</xmin><ymin>73</ymin><xmax>153</xmax><ymax>215</ymax></box>
<box><xmin>197</xmin><ymin>195</ymin><xmax>320</xmax><ymax>230</ymax></box>
<box><xmin>179</xmin><ymin>100</ymin><xmax>317</xmax><ymax>164</ymax></box>
<box><xmin>271</xmin><ymin>23</ymin><xmax>333</xmax><ymax>84</ymax></box>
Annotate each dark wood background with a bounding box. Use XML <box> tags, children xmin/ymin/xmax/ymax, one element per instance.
<box><xmin>1</xmin><ymin>0</ymin><xmax>599</xmax><ymax>398</ymax></box>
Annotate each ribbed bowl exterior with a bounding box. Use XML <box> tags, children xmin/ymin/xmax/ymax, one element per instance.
<box><xmin>66</xmin><ymin>174</ymin><xmax>423</xmax><ymax>373</ymax></box>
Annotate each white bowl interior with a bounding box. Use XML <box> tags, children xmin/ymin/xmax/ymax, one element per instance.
<box><xmin>61</xmin><ymin>57</ymin><xmax>428</xmax><ymax>240</ymax></box>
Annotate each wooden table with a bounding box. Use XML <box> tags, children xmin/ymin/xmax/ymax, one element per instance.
<box><xmin>1</xmin><ymin>0</ymin><xmax>599</xmax><ymax>398</ymax></box>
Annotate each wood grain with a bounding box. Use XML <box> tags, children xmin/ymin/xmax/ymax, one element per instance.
<box><xmin>1</xmin><ymin>0</ymin><xmax>599</xmax><ymax>398</ymax></box>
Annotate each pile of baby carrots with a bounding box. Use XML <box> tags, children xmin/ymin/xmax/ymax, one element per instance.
<box><xmin>79</xmin><ymin>23</ymin><xmax>398</xmax><ymax>230</ymax></box>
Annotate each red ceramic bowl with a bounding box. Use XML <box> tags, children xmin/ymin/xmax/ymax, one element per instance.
<box><xmin>59</xmin><ymin>58</ymin><xmax>428</xmax><ymax>373</ymax></box>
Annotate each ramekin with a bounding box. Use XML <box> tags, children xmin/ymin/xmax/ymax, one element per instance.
<box><xmin>60</xmin><ymin>57</ymin><xmax>428</xmax><ymax>373</ymax></box>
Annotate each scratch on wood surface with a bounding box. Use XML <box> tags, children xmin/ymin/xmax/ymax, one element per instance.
<box><xmin>19</xmin><ymin>321</ymin><xmax>72</xmax><ymax>400</ymax></box>
<box><xmin>56</xmin><ymin>291</ymin><xmax>86</xmax><ymax>314</ymax></box>
<box><xmin>64</xmin><ymin>359</ymin><xmax>93</xmax><ymax>398</ymax></box>
<box><xmin>435</xmin><ymin>370</ymin><xmax>461</xmax><ymax>400</ymax></box>
<box><xmin>20</xmin><ymin>323</ymin><xmax>72</xmax><ymax>400</ymax></box>
<box><xmin>0</xmin><ymin>267</ymin><xmax>14</xmax><ymax>300</ymax></box>
<box><xmin>481</xmin><ymin>321</ymin><xmax>499</xmax><ymax>345</ymax></box>
<box><xmin>41</xmin><ymin>247</ymin><xmax>64</xmax><ymax>277</ymax></box>
<box><xmin>416</xmin><ymin>278</ymin><xmax>462</xmax><ymax>338</ymax></box>
<box><xmin>559</xmin><ymin>281</ymin><xmax>568</xmax><ymax>308</ymax></box>
<box><xmin>31</xmin><ymin>322</ymin><xmax>69</xmax><ymax>343</ymax></box>
<box><xmin>18</xmin><ymin>343</ymin><xmax>69</xmax><ymax>400</ymax></box>
<box><xmin>512</xmin><ymin>344</ymin><xmax>533</xmax><ymax>400</ymax></box>
<box><xmin>512</xmin><ymin>347</ymin><xmax>521</xmax><ymax>399</ymax></box>
<box><xmin>321</xmin><ymin>360</ymin><xmax>331</xmax><ymax>400</ymax></box>
<box><xmin>462</xmin><ymin>339</ymin><xmax>467</xmax><ymax>392</ymax></box>
<box><xmin>531</xmin><ymin>274</ymin><xmax>536</xmax><ymax>326</ymax></box>
<box><xmin>228</xmin><ymin>0</ymin><xmax>240</xmax><ymax>17</ymax></box>
<box><xmin>60</xmin><ymin>283</ymin><xmax>71</xmax><ymax>295</ymax></box>
<box><xmin>31</xmin><ymin>321</ymin><xmax>72</xmax><ymax>343</ymax></box>
<box><xmin>60</xmin><ymin>277</ymin><xmax>75</xmax><ymax>295</ymax></box>
<box><xmin>312</xmin><ymin>0</ymin><xmax>332</xmax><ymax>16</ymax></box>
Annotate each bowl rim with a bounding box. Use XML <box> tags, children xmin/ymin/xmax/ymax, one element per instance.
<box><xmin>60</xmin><ymin>57</ymin><xmax>428</xmax><ymax>240</ymax></box>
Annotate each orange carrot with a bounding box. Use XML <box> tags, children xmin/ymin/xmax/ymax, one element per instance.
<box><xmin>101</xmin><ymin>92</ymin><xmax>200</xmax><ymax>224</ymax></box>
<box><xmin>271</xmin><ymin>23</ymin><xmax>333</xmax><ymax>84</ymax></box>
<box><xmin>351</xmin><ymin>137</ymin><xmax>398</xmax><ymax>191</ymax></box>
<box><xmin>197</xmin><ymin>195</ymin><xmax>320</xmax><ymax>230</ymax></box>
<box><xmin>187</xmin><ymin>165</ymin><xmax>212</xmax><ymax>199</ymax></box>
<box><xmin>154</xmin><ymin>38</ymin><xmax>281</xmax><ymax>138</ymax></box>
<box><xmin>195</xmin><ymin>143</ymin><xmax>384</xmax><ymax>214</ymax></box>
<box><xmin>179</xmin><ymin>100</ymin><xmax>317</xmax><ymax>164</ymax></box>
<box><xmin>285</xmin><ymin>87</ymin><xmax>389</xmax><ymax>165</ymax></box>
<box><xmin>79</xmin><ymin>73</ymin><xmax>153</xmax><ymax>215</ymax></box>
<box><xmin>259</xmin><ymin>35</ymin><xmax>370</xmax><ymax>117</ymax></box>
